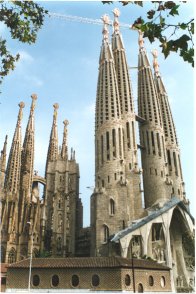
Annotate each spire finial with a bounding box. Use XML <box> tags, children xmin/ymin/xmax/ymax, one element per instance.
<box><xmin>53</xmin><ymin>103</ymin><xmax>59</xmax><ymax>120</ymax></box>
<box><xmin>113</xmin><ymin>8</ymin><xmax>120</xmax><ymax>33</ymax></box>
<box><xmin>152</xmin><ymin>49</ymin><xmax>160</xmax><ymax>76</ymax></box>
<box><xmin>101</xmin><ymin>14</ymin><xmax>110</xmax><ymax>42</ymax></box>
<box><xmin>30</xmin><ymin>93</ymin><xmax>37</xmax><ymax>113</ymax></box>
<box><xmin>18</xmin><ymin>101</ymin><xmax>25</xmax><ymax>123</ymax></box>
<box><xmin>63</xmin><ymin>119</ymin><xmax>69</xmax><ymax>127</ymax></box>
<box><xmin>138</xmin><ymin>30</ymin><xmax>145</xmax><ymax>49</ymax></box>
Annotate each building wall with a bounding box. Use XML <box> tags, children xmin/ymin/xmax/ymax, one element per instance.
<box><xmin>6</xmin><ymin>267</ymin><xmax>171</xmax><ymax>292</ymax></box>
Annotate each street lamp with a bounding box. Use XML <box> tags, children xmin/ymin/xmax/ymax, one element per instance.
<box><xmin>27</xmin><ymin>221</ymin><xmax>33</xmax><ymax>292</ymax></box>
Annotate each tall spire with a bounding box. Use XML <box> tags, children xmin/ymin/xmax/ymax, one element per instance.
<box><xmin>137</xmin><ymin>30</ymin><xmax>170</xmax><ymax>208</ymax></box>
<box><xmin>152</xmin><ymin>50</ymin><xmax>185</xmax><ymax>200</ymax></box>
<box><xmin>61</xmin><ymin>119</ymin><xmax>69</xmax><ymax>160</ymax></box>
<box><xmin>21</xmin><ymin>94</ymin><xmax>37</xmax><ymax>201</ymax></box>
<box><xmin>4</xmin><ymin>102</ymin><xmax>25</xmax><ymax>194</ymax></box>
<box><xmin>91</xmin><ymin>12</ymin><xmax>142</xmax><ymax>257</ymax></box>
<box><xmin>112</xmin><ymin>8</ymin><xmax>134</xmax><ymax>114</ymax></box>
<box><xmin>0</xmin><ymin>135</ymin><xmax>8</xmax><ymax>187</ymax></box>
<box><xmin>46</xmin><ymin>103</ymin><xmax>59</xmax><ymax>165</ymax></box>
<box><xmin>111</xmin><ymin>9</ymin><xmax>142</xmax><ymax>218</ymax></box>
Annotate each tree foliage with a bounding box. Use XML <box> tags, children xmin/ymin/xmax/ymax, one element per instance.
<box><xmin>103</xmin><ymin>1</ymin><xmax>194</xmax><ymax>66</ymax></box>
<box><xmin>0</xmin><ymin>0</ymin><xmax>48</xmax><ymax>83</ymax></box>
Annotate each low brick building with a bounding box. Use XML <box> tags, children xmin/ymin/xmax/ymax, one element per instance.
<box><xmin>6</xmin><ymin>257</ymin><xmax>171</xmax><ymax>292</ymax></box>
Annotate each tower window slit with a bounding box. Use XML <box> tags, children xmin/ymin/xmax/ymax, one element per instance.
<box><xmin>178</xmin><ymin>154</ymin><xmax>183</xmax><ymax>179</ymax></box>
<box><xmin>126</xmin><ymin>122</ymin><xmax>130</xmax><ymax>148</ymax></box>
<box><xmin>106</xmin><ymin>131</ymin><xmax>110</xmax><ymax>160</ymax></box>
<box><xmin>119</xmin><ymin>128</ymin><xmax>122</xmax><ymax>158</ymax></box>
<box><xmin>173</xmin><ymin>152</ymin><xmax>178</xmax><ymax>176</ymax></box>
<box><xmin>101</xmin><ymin>135</ymin><xmax>104</xmax><ymax>164</ymax></box>
<box><xmin>162</xmin><ymin>136</ymin><xmax>166</xmax><ymax>162</ymax></box>
<box><xmin>132</xmin><ymin>121</ymin><xmax>136</xmax><ymax>148</ymax></box>
<box><xmin>112</xmin><ymin>129</ymin><xmax>116</xmax><ymax>158</ymax></box>
<box><xmin>167</xmin><ymin>150</ymin><xmax>172</xmax><ymax>169</ymax></box>
<box><xmin>156</xmin><ymin>133</ymin><xmax>161</xmax><ymax>157</ymax></box>
<box><xmin>146</xmin><ymin>131</ymin><xmax>150</xmax><ymax>154</ymax></box>
<box><xmin>151</xmin><ymin>131</ymin><xmax>156</xmax><ymax>155</ymax></box>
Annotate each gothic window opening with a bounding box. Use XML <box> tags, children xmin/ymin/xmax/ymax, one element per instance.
<box><xmin>103</xmin><ymin>225</ymin><xmax>109</xmax><ymax>243</ymax></box>
<box><xmin>102</xmin><ymin>180</ymin><xmax>104</xmax><ymax>188</ymax></box>
<box><xmin>8</xmin><ymin>248</ymin><xmax>16</xmax><ymax>264</ymax></box>
<box><xmin>109</xmin><ymin>199</ymin><xmax>115</xmax><ymax>215</ymax></box>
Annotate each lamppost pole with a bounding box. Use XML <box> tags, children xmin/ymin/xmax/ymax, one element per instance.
<box><xmin>27</xmin><ymin>222</ymin><xmax>33</xmax><ymax>292</ymax></box>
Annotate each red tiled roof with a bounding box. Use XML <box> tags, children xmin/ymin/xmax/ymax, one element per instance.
<box><xmin>1</xmin><ymin>263</ymin><xmax>8</xmax><ymax>273</ymax></box>
<box><xmin>8</xmin><ymin>257</ymin><xmax>170</xmax><ymax>270</ymax></box>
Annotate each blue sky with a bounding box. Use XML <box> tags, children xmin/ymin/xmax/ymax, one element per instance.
<box><xmin>0</xmin><ymin>1</ymin><xmax>194</xmax><ymax>226</ymax></box>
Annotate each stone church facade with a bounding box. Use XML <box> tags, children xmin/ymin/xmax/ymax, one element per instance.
<box><xmin>0</xmin><ymin>8</ymin><xmax>194</xmax><ymax>293</ymax></box>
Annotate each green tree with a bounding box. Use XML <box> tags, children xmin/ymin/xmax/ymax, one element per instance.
<box><xmin>103</xmin><ymin>1</ymin><xmax>194</xmax><ymax>66</ymax></box>
<box><xmin>0</xmin><ymin>0</ymin><xmax>48</xmax><ymax>84</ymax></box>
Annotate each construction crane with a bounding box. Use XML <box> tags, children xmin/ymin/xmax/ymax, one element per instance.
<box><xmin>48</xmin><ymin>12</ymin><xmax>138</xmax><ymax>69</ymax></box>
<box><xmin>48</xmin><ymin>12</ymin><xmax>132</xmax><ymax>30</ymax></box>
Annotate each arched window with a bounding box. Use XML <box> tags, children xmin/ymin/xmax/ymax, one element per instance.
<box><xmin>8</xmin><ymin>248</ymin><xmax>16</xmax><ymax>264</ymax></box>
<box><xmin>160</xmin><ymin>276</ymin><xmax>166</xmax><ymax>288</ymax></box>
<box><xmin>92</xmin><ymin>274</ymin><xmax>100</xmax><ymax>287</ymax></box>
<box><xmin>149</xmin><ymin>275</ymin><xmax>154</xmax><ymax>286</ymax></box>
<box><xmin>32</xmin><ymin>275</ymin><xmax>40</xmax><ymax>287</ymax></box>
<box><xmin>138</xmin><ymin>283</ymin><xmax>144</xmax><ymax>293</ymax></box>
<box><xmin>71</xmin><ymin>275</ymin><xmax>79</xmax><ymax>287</ymax></box>
<box><xmin>51</xmin><ymin>275</ymin><xmax>59</xmax><ymax>287</ymax></box>
<box><xmin>103</xmin><ymin>225</ymin><xmax>109</xmax><ymax>243</ymax></box>
<box><xmin>125</xmin><ymin>274</ymin><xmax>131</xmax><ymax>286</ymax></box>
<box><xmin>109</xmin><ymin>199</ymin><xmax>115</xmax><ymax>215</ymax></box>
